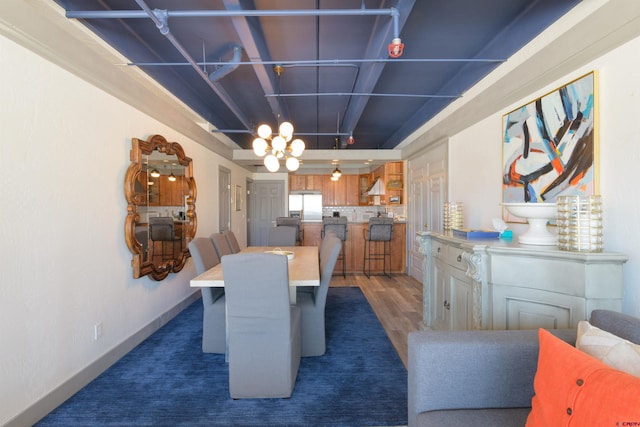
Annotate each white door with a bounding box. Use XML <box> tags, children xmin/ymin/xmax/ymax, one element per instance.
<box><xmin>408</xmin><ymin>142</ymin><xmax>448</xmax><ymax>282</ymax></box>
<box><xmin>409</xmin><ymin>166</ymin><xmax>427</xmax><ymax>280</ymax></box>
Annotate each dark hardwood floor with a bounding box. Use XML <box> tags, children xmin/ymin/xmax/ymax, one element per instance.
<box><xmin>330</xmin><ymin>273</ymin><xmax>423</xmax><ymax>368</ymax></box>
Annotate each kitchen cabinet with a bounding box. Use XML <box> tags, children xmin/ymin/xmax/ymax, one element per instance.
<box><xmin>289</xmin><ymin>175</ymin><xmax>321</xmax><ymax>191</ymax></box>
<box><xmin>322</xmin><ymin>174</ymin><xmax>359</xmax><ymax>206</ymax></box>
<box><xmin>417</xmin><ymin>232</ymin><xmax>627</xmax><ymax>331</ymax></box>
<box><xmin>359</xmin><ymin>174</ymin><xmax>371</xmax><ymax>205</ymax></box>
<box><xmin>148</xmin><ymin>175</ymin><xmax>185</xmax><ymax>206</ymax></box>
<box><xmin>370</xmin><ymin>161</ymin><xmax>404</xmax><ymax>205</ymax></box>
<box><xmin>345</xmin><ymin>175</ymin><xmax>360</xmax><ymax>206</ymax></box>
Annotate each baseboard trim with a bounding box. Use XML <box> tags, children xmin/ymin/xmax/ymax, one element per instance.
<box><xmin>5</xmin><ymin>291</ymin><xmax>201</xmax><ymax>427</ymax></box>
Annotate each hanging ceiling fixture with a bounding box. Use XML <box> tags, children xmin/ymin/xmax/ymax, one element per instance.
<box><xmin>331</xmin><ymin>165</ymin><xmax>342</xmax><ymax>181</ymax></box>
<box><xmin>150</xmin><ymin>168</ymin><xmax>160</xmax><ymax>178</ymax></box>
<box><xmin>252</xmin><ymin>121</ymin><xmax>305</xmax><ymax>172</ymax></box>
<box><xmin>252</xmin><ymin>65</ymin><xmax>305</xmax><ymax>172</ymax></box>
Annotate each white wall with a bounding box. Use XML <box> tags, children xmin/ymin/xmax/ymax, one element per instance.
<box><xmin>448</xmin><ymin>35</ymin><xmax>640</xmax><ymax>316</ymax></box>
<box><xmin>0</xmin><ymin>34</ymin><xmax>250</xmax><ymax>424</ymax></box>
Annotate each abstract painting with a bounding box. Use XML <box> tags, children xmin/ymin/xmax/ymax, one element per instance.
<box><xmin>502</xmin><ymin>72</ymin><xmax>597</xmax><ymax>220</ymax></box>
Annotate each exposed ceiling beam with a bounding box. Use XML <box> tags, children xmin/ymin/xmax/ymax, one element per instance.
<box><xmin>339</xmin><ymin>0</ymin><xmax>416</xmax><ymax>149</ymax></box>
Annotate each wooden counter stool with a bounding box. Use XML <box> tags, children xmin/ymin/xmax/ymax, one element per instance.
<box><xmin>363</xmin><ymin>217</ymin><xmax>394</xmax><ymax>278</ymax></box>
<box><xmin>322</xmin><ymin>217</ymin><xmax>348</xmax><ymax>277</ymax></box>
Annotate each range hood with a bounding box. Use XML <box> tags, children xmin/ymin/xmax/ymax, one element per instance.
<box><xmin>367</xmin><ymin>178</ymin><xmax>385</xmax><ymax>195</ymax></box>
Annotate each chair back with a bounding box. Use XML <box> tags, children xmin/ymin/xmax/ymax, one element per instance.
<box><xmin>188</xmin><ymin>238</ymin><xmax>221</xmax><ymax>274</ymax></box>
<box><xmin>268</xmin><ymin>226</ymin><xmax>297</xmax><ymax>246</ymax></box>
<box><xmin>367</xmin><ymin>217</ymin><xmax>394</xmax><ymax>241</ymax></box>
<box><xmin>149</xmin><ymin>217</ymin><xmax>174</xmax><ymax>241</ymax></box>
<box><xmin>322</xmin><ymin>217</ymin><xmax>348</xmax><ymax>241</ymax></box>
<box><xmin>316</xmin><ymin>235</ymin><xmax>342</xmax><ymax>306</ymax></box>
<box><xmin>276</xmin><ymin>217</ymin><xmax>302</xmax><ymax>243</ymax></box>
<box><xmin>223</xmin><ymin>253</ymin><xmax>291</xmax><ymax>328</ymax></box>
<box><xmin>211</xmin><ymin>233</ymin><xmax>233</xmax><ymax>258</ymax></box>
<box><xmin>223</xmin><ymin>230</ymin><xmax>241</xmax><ymax>253</ymax></box>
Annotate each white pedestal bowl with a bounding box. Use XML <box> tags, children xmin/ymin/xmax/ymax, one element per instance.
<box><xmin>503</xmin><ymin>203</ymin><xmax>558</xmax><ymax>245</ymax></box>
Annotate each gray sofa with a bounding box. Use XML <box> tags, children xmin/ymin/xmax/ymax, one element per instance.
<box><xmin>408</xmin><ymin>310</ymin><xmax>640</xmax><ymax>427</ymax></box>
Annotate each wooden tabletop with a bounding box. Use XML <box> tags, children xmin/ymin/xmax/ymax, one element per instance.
<box><xmin>190</xmin><ymin>246</ymin><xmax>320</xmax><ymax>289</ymax></box>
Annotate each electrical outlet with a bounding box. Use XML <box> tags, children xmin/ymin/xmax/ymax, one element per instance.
<box><xmin>94</xmin><ymin>323</ymin><xmax>103</xmax><ymax>340</ymax></box>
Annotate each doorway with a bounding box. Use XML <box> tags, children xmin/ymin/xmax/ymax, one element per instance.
<box><xmin>248</xmin><ymin>180</ymin><xmax>285</xmax><ymax>246</ymax></box>
<box><xmin>219</xmin><ymin>166</ymin><xmax>231</xmax><ymax>232</ymax></box>
<box><xmin>407</xmin><ymin>142</ymin><xmax>447</xmax><ymax>282</ymax></box>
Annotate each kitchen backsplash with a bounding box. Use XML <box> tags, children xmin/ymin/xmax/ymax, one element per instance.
<box><xmin>322</xmin><ymin>205</ymin><xmax>406</xmax><ymax>222</ymax></box>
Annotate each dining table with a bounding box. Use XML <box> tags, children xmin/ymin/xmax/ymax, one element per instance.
<box><xmin>190</xmin><ymin>245</ymin><xmax>319</xmax><ymax>303</ymax></box>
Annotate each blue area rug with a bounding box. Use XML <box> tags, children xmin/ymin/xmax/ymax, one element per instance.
<box><xmin>37</xmin><ymin>287</ymin><xmax>407</xmax><ymax>426</ymax></box>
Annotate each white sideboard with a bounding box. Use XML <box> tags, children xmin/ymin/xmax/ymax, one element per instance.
<box><xmin>417</xmin><ymin>232</ymin><xmax>627</xmax><ymax>331</ymax></box>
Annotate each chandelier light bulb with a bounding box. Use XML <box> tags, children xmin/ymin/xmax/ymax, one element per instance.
<box><xmin>257</xmin><ymin>124</ymin><xmax>272</xmax><ymax>139</ymax></box>
<box><xmin>264</xmin><ymin>154</ymin><xmax>280</xmax><ymax>172</ymax></box>
<box><xmin>272</xmin><ymin>135</ymin><xmax>286</xmax><ymax>152</ymax></box>
<box><xmin>279</xmin><ymin>121</ymin><xmax>294</xmax><ymax>140</ymax></box>
<box><xmin>332</xmin><ymin>167</ymin><xmax>342</xmax><ymax>178</ymax></box>
<box><xmin>290</xmin><ymin>139</ymin><xmax>305</xmax><ymax>157</ymax></box>
<box><xmin>331</xmin><ymin>175</ymin><xmax>339</xmax><ymax>181</ymax></box>
<box><xmin>252</xmin><ymin>137</ymin><xmax>268</xmax><ymax>156</ymax></box>
<box><xmin>286</xmin><ymin>157</ymin><xmax>300</xmax><ymax>172</ymax></box>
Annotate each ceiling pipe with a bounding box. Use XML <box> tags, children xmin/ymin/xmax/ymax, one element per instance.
<box><xmin>129</xmin><ymin>1</ymin><xmax>253</xmax><ymax>131</ymax></box>
<box><xmin>66</xmin><ymin>8</ymin><xmax>401</xmax><ymax>42</ymax></box>
<box><xmin>67</xmin><ymin>4</ymin><xmax>406</xmax><ymax>139</ymax></box>
<box><xmin>208</xmin><ymin>44</ymin><xmax>243</xmax><ymax>82</ymax></box>
<box><xmin>266</xmin><ymin>92</ymin><xmax>459</xmax><ymax>99</ymax></box>
<box><xmin>127</xmin><ymin>57</ymin><xmax>505</xmax><ymax>67</ymax></box>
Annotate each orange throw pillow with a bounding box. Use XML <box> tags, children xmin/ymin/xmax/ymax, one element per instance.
<box><xmin>526</xmin><ymin>328</ymin><xmax>640</xmax><ymax>426</ymax></box>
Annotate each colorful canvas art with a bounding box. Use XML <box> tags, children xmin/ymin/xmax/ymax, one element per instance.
<box><xmin>502</xmin><ymin>72</ymin><xmax>597</xmax><ymax>217</ymax></box>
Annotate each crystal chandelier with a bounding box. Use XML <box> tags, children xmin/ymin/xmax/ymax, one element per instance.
<box><xmin>252</xmin><ymin>121</ymin><xmax>305</xmax><ymax>172</ymax></box>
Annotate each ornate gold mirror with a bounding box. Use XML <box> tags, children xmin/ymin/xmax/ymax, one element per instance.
<box><xmin>125</xmin><ymin>134</ymin><xmax>197</xmax><ymax>280</ymax></box>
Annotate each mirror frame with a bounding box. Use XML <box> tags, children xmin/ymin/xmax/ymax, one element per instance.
<box><xmin>125</xmin><ymin>134</ymin><xmax>197</xmax><ymax>280</ymax></box>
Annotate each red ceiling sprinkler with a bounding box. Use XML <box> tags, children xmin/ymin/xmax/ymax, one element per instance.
<box><xmin>388</xmin><ymin>37</ymin><xmax>404</xmax><ymax>58</ymax></box>
<box><xmin>347</xmin><ymin>135</ymin><xmax>355</xmax><ymax>145</ymax></box>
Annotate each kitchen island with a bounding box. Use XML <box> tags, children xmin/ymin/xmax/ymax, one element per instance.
<box><xmin>301</xmin><ymin>220</ymin><xmax>406</xmax><ymax>274</ymax></box>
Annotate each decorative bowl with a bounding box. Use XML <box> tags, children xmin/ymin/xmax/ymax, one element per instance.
<box><xmin>502</xmin><ymin>202</ymin><xmax>558</xmax><ymax>245</ymax></box>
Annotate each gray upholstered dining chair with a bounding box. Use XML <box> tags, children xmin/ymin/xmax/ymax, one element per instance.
<box><xmin>322</xmin><ymin>217</ymin><xmax>348</xmax><ymax>277</ymax></box>
<box><xmin>211</xmin><ymin>233</ymin><xmax>233</xmax><ymax>258</ymax></box>
<box><xmin>276</xmin><ymin>217</ymin><xmax>303</xmax><ymax>245</ymax></box>
<box><xmin>268</xmin><ymin>225</ymin><xmax>297</xmax><ymax>246</ymax></box>
<box><xmin>296</xmin><ymin>234</ymin><xmax>341</xmax><ymax>357</ymax></box>
<box><xmin>222</xmin><ymin>253</ymin><xmax>302</xmax><ymax>398</ymax></box>
<box><xmin>188</xmin><ymin>238</ymin><xmax>226</xmax><ymax>354</ymax></box>
<box><xmin>222</xmin><ymin>230</ymin><xmax>241</xmax><ymax>253</ymax></box>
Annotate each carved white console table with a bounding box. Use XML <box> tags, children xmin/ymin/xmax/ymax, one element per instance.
<box><xmin>416</xmin><ymin>232</ymin><xmax>627</xmax><ymax>331</ymax></box>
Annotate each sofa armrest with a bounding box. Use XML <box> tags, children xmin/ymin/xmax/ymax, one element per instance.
<box><xmin>408</xmin><ymin>328</ymin><xmax>576</xmax><ymax>427</ymax></box>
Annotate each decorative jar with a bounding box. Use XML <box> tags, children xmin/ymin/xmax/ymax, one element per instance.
<box><xmin>443</xmin><ymin>202</ymin><xmax>464</xmax><ymax>231</ymax></box>
<box><xmin>556</xmin><ymin>195</ymin><xmax>603</xmax><ymax>252</ymax></box>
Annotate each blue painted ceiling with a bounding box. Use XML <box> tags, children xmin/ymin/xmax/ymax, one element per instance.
<box><xmin>54</xmin><ymin>0</ymin><xmax>581</xmax><ymax>151</ymax></box>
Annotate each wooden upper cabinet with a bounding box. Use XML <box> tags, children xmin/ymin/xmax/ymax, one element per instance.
<box><xmin>289</xmin><ymin>175</ymin><xmax>321</xmax><ymax>191</ymax></box>
<box><xmin>358</xmin><ymin>173</ymin><xmax>371</xmax><ymax>206</ymax></box>
<box><xmin>345</xmin><ymin>175</ymin><xmax>360</xmax><ymax>206</ymax></box>
<box><xmin>158</xmin><ymin>175</ymin><xmax>186</xmax><ymax>206</ymax></box>
<box><xmin>322</xmin><ymin>175</ymin><xmax>337</xmax><ymax>206</ymax></box>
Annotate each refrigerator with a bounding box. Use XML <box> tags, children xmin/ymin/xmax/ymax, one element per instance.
<box><xmin>289</xmin><ymin>192</ymin><xmax>323</xmax><ymax>222</ymax></box>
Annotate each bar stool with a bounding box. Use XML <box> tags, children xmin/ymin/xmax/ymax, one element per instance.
<box><xmin>149</xmin><ymin>217</ymin><xmax>175</xmax><ymax>262</ymax></box>
<box><xmin>322</xmin><ymin>217</ymin><xmax>348</xmax><ymax>277</ymax></box>
<box><xmin>276</xmin><ymin>217</ymin><xmax>303</xmax><ymax>245</ymax></box>
<box><xmin>363</xmin><ymin>217</ymin><xmax>394</xmax><ymax>278</ymax></box>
